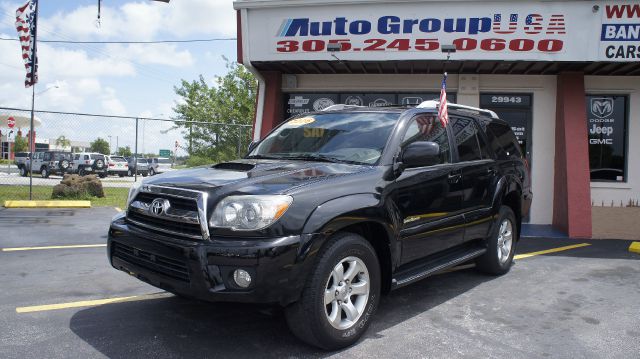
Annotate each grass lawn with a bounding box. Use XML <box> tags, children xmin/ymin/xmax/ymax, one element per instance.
<box><xmin>0</xmin><ymin>185</ymin><xmax>129</xmax><ymax>208</ymax></box>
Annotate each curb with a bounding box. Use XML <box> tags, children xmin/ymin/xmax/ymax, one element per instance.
<box><xmin>629</xmin><ymin>242</ymin><xmax>640</xmax><ymax>255</ymax></box>
<box><xmin>3</xmin><ymin>200</ymin><xmax>91</xmax><ymax>208</ymax></box>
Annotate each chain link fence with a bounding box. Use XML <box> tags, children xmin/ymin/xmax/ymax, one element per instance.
<box><xmin>0</xmin><ymin>107</ymin><xmax>253</xmax><ymax>203</ymax></box>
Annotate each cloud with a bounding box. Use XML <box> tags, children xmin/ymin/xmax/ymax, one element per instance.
<box><xmin>105</xmin><ymin>43</ymin><xmax>194</xmax><ymax>67</ymax></box>
<box><xmin>42</xmin><ymin>0</ymin><xmax>237</xmax><ymax>41</ymax></box>
<box><xmin>101</xmin><ymin>87</ymin><xmax>127</xmax><ymax>116</ymax></box>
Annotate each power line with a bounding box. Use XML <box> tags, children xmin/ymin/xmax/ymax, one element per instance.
<box><xmin>0</xmin><ymin>37</ymin><xmax>237</xmax><ymax>44</ymax></box>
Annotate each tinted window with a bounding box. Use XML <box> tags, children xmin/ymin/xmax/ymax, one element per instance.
<box><xmin>43</xmin><ymin>153</ymin><xmax>51</xmax><ymax>161</ymax></box>
<box><xmin>487</xmin><ymin>122</ymin><xmax>523</xmax><ymax>160</ymax></box>
<box><xmin>90</xmin><ymin>154</ymin><xmax>104</xmax><ymax>160</ymax></box>
<box><xmin>586</xmin><ymin>95</ymin><xmax>627</xmax><ymax>182</ymax></box>
<box><xmin>401</xmin><ymin>114</ymin><xmax>450</xmax><ymax>164</ymax></box>
<box><xmin>451</xmin><ymin>117</ymin><xmax>486</xmax><ymax>162</ymax></box>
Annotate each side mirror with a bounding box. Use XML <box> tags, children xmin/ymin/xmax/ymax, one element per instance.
<box><xmin>247</xmin><ymin>141</ymin><xmax>259</xmax><ymax>153</ymax></box>
<box><xmin>401</xmin><ymin>141</ymin><xmax>441</xmax><ymax>168</ymax></box>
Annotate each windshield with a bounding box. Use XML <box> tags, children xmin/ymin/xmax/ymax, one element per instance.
<box><xmin>248</xmin><ymin>112</ymin><xmax>399</xmax><ymax>165</ymax></box>
<box><xmin>137</xmin><ymin>159</ymin><xmax>147</xmax><ymax>163</ymax></box>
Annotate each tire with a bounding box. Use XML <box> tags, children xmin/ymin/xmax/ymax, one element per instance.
<box><xmin>149</xmin><ymin>168</ymin><xmax>155</xmax><ymax>176</ymax></box>
<box><xmin>93</xmin><ymin>159</ymin><xmax>105</xmax><ymax>171</ymax></box>
<box><xmin>141</xmin><ymin>172</ymin><xmax>147</xmax><ymax>177</ymax></box>
<box><xmin>127</xmin><ymin>169</ymin><xmax>133</xmax><ymax>177</ymax></box>
<box><xmin>19</xmin><ymin>166</ymin><xmax>27</xmax><ymax>177</ymax></box>
<box><xmin>118</xmin><ymin>174</ymin><xmax>124</xmax><ymax>178</ymax></box>
<box><xmin>78</xmin><ymin>168</ymin><xmax>86</xmax><ymax>176</ymax></box>
<box><xmin>476</xmin><ymin>205</ymin><xmax>517</xmax><ymax>275</ymax></box>
<box><xmin>40</xmin><ymin>167</ymin><xmax>50</xmax><ymax>178</ymax></box>
<box><xmin>99</xmin><ymin>173</ymin><xmax>107</xmax><ymax>178</ymax></box>
<box><xmin>285</xmin><ymin>232</ymin><xmax>380</xmax><ymax>350</ymax></box>
<box><xmin>59</xmin><ymin>159</ymin><xmax>70</xmax><ymax>173</ymax></box>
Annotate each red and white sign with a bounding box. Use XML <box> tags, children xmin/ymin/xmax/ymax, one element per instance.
<box><xmin>239</xmin><ymin>1</ymin><xmax>640</xmax><ymax>62</ymax></box>
<box><xmin>7</xmin><ymin>116</ymin><xmax>15</xmax><ymax>128</ymax></box>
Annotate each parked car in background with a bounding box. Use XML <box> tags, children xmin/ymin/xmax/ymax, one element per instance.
<box><xmin>14</xmin><ymin>152</ymin><xmax>31</xmax><ymax>176</ymax></box>
<box><xmin>106</xmin><ymin>155</ymin><xmax>129</xmax><ymax>177</ymax></box>
<box><xmin>30</xmin><ymin>151</ymin><xmax>73</xmax><ymax>178</ymax></box>
<box><xmin>71</xmin><ymin>152</ymin><xmax>108</xmax><ymax>178</ymax></box>
<box><xmin>147</xmin><ymin>157</ymin><xmax>173</xmax><ymax>176</ymax></box>
<box><xmin>127</xmin><ymin>157</ymin><xmax>148</xmax><ymax>177</ymax></box>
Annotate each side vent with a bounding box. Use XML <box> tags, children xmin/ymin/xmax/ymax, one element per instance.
<box><xmin>212</xmin><ymin>162</ymin><xmax>255</xmax><ymax>171</ymax></box>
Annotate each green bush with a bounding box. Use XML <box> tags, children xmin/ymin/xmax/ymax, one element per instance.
<box><xmin>185</xmin><ymin>155</ymin><xmax>215</xmax><ymax>167</ymax></box>
<box><xmin>0</xmin><ymin>159</ymin><xmax>13</xmax><ymax>165</ymax></box>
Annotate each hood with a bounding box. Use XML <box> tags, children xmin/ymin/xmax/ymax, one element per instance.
<box><xmin>142</xmin><ymin>159</ymin><xmax>373</xmax><ymax>195</ymax></box>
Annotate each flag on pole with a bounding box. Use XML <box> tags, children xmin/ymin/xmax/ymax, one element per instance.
<box><xmin>438</xmin><ymin>72</ymin><xmax>449</xmax><ymax>127</ymax></box>
<box><xmin>15</xmin><ymin>0</ymin><xmax>38</xmax><ymax>88</ymax></box>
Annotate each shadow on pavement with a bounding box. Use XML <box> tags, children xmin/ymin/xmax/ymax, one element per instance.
<box><xmin>69</xmin><ymin>269</ymin><xmax>494</xmax><ymax>358</ymax></box>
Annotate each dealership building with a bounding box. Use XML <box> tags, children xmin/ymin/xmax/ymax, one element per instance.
<box><xmin>233</xmin><ymin>0</ymin><xmax>640</xmax><ymax>238</ymax></box>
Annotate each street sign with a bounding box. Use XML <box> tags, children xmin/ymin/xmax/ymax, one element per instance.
<box><xmin>7</xmin><ymin>116</ymin><xmax>15</xmax><ymax>128</ymax></box>
<box><xmin>159</xmin><ymin>149</ymin><xmax>171</xmax><ymax>157</ymax></box>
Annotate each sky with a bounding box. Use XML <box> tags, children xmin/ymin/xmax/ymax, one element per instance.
<box><xmin>0</xmin><ymin>0</ymin><xmax>238</xmax><ymax>154</ymax></box>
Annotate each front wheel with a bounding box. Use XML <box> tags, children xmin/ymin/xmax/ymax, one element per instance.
<box><xmin>149</xmin><ymin>168</ymin><xmax>155</xmax><ymax>176</ymax></box>
<box><xmin>285</xmin><ymin>232</ymin><xmax>380</xmax><ymax>350</ymax></box>
<box><xmin>19</xmin><ymin>166</ymin><xmax>27</xmax><ymax>177</ymax></box>
<box><xmin>78</xmin><ymin>168</ymin><xmax>86</xmax><ymax>176</ymax></box>
<box><xmin>476</xmin><ymin>205</ymin><xmax>517</xmax><ymax>275</ymax></box>
<box><xmin>40</xmin><ymin>167</ymin><xmax>49</xmax><ymax>178</ymax></box>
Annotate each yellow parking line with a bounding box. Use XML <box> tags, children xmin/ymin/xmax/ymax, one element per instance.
<box><xmin>16</xmin><ymin>293</ymin><xmax>170</xmax><ymax>313</ymax></box>
<box><xmin>514</xmin><ymin>243</ymin><xmax>591</xmax><ymax>260</ymax></box>
<box><xmin>2</xmin><ymin>244</ymin><xmax>107</xmax><ymax>252</ymax></box>
<box><xmin>629</xmin><ymin>242</ymin><xmax>640</xmax><ymax>254</ymax></box>
<box><xmin>4</xmin><ymin>200</ymin><xmax>91</xmax><ymax>208</ymax></box>
<box><xmin>114</xmin><ymin>207</ymin><xmax>122</xmax><ymax>212</ymax></box>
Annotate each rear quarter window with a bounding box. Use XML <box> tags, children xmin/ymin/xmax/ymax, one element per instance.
<box><xmin>486</xmin><ymin>122</ymin><xmax>523</xmax><ymax>160</ymax></box>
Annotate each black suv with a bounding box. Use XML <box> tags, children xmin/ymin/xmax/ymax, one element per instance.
<box><xmin>108</xmin><ymin>102</ymin><xmax>532</xmax><ymax>350</ymax></box>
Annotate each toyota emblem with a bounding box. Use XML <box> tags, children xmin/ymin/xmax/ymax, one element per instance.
<box><xmin>149</xmin><ymin>198</ymin><xmax>170</xmax><ymax>216</ymax></box>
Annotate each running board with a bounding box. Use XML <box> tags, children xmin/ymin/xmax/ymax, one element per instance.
<box><xmin>391</xmin><ymin>246</ymin><xmax>487</xmax><ymax>290</ymax></box>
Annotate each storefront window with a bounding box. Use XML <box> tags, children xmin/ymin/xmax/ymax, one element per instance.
<box><xmin>585</xmin><ymin>95</ymin><xmax>628</xmax><ymax>182</ymax></box>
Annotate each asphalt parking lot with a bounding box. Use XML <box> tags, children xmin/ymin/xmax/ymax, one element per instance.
<box><xmin>0</xmin><ymin>207</ymin><xmax>638</xmax><ymax>359</ymax></box>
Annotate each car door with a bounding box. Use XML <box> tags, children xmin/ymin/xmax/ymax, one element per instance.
<box><xmin>450</xmin><ymin>116</ymin><xmax>500</xmax><ymax>241</ymax></box>
<box><xmin>392</xmin><ymin>114</ymin><xmax>466</xmax><ymax>265</ymax></box>
<box><xmin>31</xmin><ymin>152</ymin><xmax>42</xmax><ymax>171</ymax></box>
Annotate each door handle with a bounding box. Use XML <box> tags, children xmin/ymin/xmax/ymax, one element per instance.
<box><xmin>448</xmin><ymin>172</ymin><xmax>462</xmax><ymax>184</ymax></box>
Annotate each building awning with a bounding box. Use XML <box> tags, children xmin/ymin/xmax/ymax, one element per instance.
<box><xmin>251</xmin><ymin>60</ymin><xmax>640</xmax><ymax>76</ymax></box>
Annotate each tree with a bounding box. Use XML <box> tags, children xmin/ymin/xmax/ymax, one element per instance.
<box><xmin>13</xmin><ymin>134</ymin><xmax>27</xmax><ymax>153</ymax></box>
<box><xmin>117</xmin><ymin>145</ymin><xmax>132</xmax><ymax>157</ymax></box>
<box><xmin>90</xmin><ymin>137</ymin><xmax>110</xmax><ymax>154</ymax></box>
<box><xmin>55</xmin><ymin>135</ymin><xmax>71</xmax><ymax>150</ymax></box>
<box><xmin>172</xmin><ymin>58</ymin><xmax>256</xmax><ymax>163</ymax></box>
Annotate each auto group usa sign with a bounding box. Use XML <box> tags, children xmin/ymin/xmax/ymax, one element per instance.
<box><xmin>245</xmin><ymin>1</ymin><xmax>640</xmax><ymax>62</ymax></box>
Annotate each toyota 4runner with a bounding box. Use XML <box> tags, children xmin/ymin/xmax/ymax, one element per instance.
<box><xmin>71</xmin><ymin>152</ymin><xmax>108</xmax><ymax>178</ymax></box>
<box><xmin>108</xmin><ymin>101</ymin><xmax>532</xmax><ymax>350</ymax></box>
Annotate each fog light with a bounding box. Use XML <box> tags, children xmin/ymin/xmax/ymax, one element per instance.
<box><xmin>233</xmin><ymin>269</ymin><xmax>252</xmax><ymax>288</ymax></box>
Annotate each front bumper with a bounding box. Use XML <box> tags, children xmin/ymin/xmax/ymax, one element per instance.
<box><xmin>108</xmin><ymin>215</ymin><xmax>310</xmax><ymax>305</ymax></box>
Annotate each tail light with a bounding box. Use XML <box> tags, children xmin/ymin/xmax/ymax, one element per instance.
<box><xmin>109</xmin><ymin>163</ymin><xmax>115</xmax><ymax>167</ymax></box>
<box><xmin>85</xmin><ymin>160</ymin><xmax>90</xmax><ymax>164</ymax></box>
<box><xmin>124</xmin><ymin>164</ymin><xmax>128</xmax><ymax>167</ymax></box>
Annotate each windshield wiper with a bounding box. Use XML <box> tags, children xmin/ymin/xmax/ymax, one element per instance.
<box><xmin>280</xmin><ymin>154</ymin><xmax>346</xmax><ymax>163</ymax></box>
<box><xmin>245</xmin><ymin>154</ymin><xmax>282</xmax><ymax>160</ymax></box>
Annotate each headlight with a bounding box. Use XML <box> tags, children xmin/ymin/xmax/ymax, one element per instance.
<box><xmin>125</xmin><ymin>180</ymin><xmax>142</xmax><ymax>209</ymax></box>
<box><xmin>210</xmin><ymin>195</ymin><xmax>293</xmax><ymax>231</ymax></box>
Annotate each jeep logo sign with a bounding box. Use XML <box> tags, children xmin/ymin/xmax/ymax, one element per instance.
<box><xmin>590</xmin><ymin>98</ymin><xmax>614</xmax><ymax>119</ymax></box>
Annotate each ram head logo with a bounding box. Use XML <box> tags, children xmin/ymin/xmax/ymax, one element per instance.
<box><xmin>590</xmin><ymin>98</ymin><xmax>614</xmax><ymax>119</ymax></box>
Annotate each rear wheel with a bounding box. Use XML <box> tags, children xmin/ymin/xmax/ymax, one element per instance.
<box><xmin>285</xmin><ymin>232</ymin><xmax>380</xmax><ymax>350</ymax></box>
<box><xmin>476</xmin><ymin>205</ymin><xmax>517</xmax><ymax>275</ymax></box>
<box><xmin>149</xmin><ymin>168</ymin><xmax>155</xmax><ymax>176</ymax></box>
<box><xmin>19</xmin><ymin>166</ymin><xmax>27</xmax><ymax>177</ymax></box>
<box><xmin>78</xmin><ymin>168</ymin><xmax>86</xmax><ymax>176</ymax></box>
<box><xmin>127</xmin><ymin>169</ymin><xmax>132</xmax><ymax>177</ymax></box>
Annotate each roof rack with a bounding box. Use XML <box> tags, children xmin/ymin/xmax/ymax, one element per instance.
<box><xmin>416</xmin><ymin>100</ymin><xmax>499</xmax><ymax>119</ymax></box>
<box><xmin>321</xmin><ymin>104</ymin><xmax>367</xmax><ymax>111</ymax></box>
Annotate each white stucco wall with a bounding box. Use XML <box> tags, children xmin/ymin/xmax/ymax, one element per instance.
<box><xmin>285</xmin><ymin>73</ymin><xmax>557</xmax><ymax>224</ymax></box>
<box><xmin>586</xmin><ymin>76</ymin><xmax>640</xmax><ymax>207</ymax></box>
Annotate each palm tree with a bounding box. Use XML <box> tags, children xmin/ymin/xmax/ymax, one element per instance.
<box><xmin>55</xmin><ymin>135</ymin><xmax>71</xmax><ymax>150</ymax></box>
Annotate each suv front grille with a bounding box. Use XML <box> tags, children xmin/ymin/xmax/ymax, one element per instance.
<box><xmin>125</xmin><ymin>186</ymin><xmax>208</xmax><ymax>241</ymax></box>
<box><xmin>127</xmin><ymin>211</ymin><xmax>203</xmax><ymax>238</ymax></box>
<box><xmin>112</xmin><ymin>242</ymin><xmax>190</xmax><ymax>282</ymax></box>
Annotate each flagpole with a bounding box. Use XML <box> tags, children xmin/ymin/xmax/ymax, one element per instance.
<box><xmin>28</xmin><ymin>0</ymin><xmax>38</xmax><ymax>200</ymax></box>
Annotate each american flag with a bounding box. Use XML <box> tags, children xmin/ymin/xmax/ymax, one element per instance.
<box><xmin>15</xmin><ymin>0</ymin><xmax>38</xmax><ymax>88</ymax></box>
<box><xmin>493</xmin><ymin>13</ymin><xmax>518</xmax><ymax>34</ymax></box>
<box><xmin>438</xmin><ymin>73</ymin><xmax>449</xmax><ymax>128</ymax></box>
<box><xmin>546</xmin><ymin>14</ymin><xmax>566</xmax><ymax>34</ymax></box>
<box><xmin>525</xmin><ymin>14</ymin><xmax>543</xmax><ymax>34</ymax></box>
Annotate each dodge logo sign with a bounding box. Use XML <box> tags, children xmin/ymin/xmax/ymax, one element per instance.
<box><xmin>149</xmin><ymin>198</ymin><xmax>170</xmax><ymax>216</ymax></box>
<box><xmin>590</xmin><ymin>98</ymin><xmax>614</xmax><ymax>119</ymax></box>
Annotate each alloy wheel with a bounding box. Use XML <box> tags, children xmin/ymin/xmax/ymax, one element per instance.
<box><xmin>497</xmin><ymin>219</ymin><xmax>513</xmax><ymax>265</ymax></box>
<box><xmin>324</xmin><ymin>256</ymin><xmax>370</xmax><ymax>330</ymax></box>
